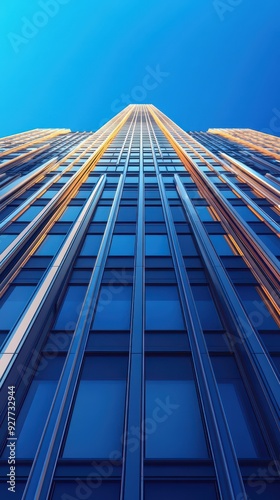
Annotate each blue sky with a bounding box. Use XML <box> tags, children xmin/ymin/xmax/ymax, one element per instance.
<box><xmin>0</xmin><ymin>0</ymin><xmax>279</xmax><ymax>137</ymax></box>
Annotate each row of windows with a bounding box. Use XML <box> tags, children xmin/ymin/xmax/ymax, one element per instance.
<box><xmin>1</xmin><ymin>354</ymin><xmax>269</xmax><ymax>462</ymax></box>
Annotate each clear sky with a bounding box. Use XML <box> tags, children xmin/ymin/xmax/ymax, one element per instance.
<box><xmin>0</xmin><ymin>0</ymin><xmax>280</xmax><ymax>137</ymax></box>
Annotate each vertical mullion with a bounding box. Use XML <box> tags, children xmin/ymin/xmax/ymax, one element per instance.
<box><xmin>122</xmin><ymin>106</ymin><xmax>145</xmax><ymax>500</ymax></box>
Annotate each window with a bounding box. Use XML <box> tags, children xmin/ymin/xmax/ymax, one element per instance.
<box><xmin>145</xmin><ymin>356</ymin><xmax>208</xmax><ymax>459</ymax></box>
<box><xmin>51</xmin><ymin>482</ymin><xmax>121</xmax><ymax>499</ymax></box>
<box><xmin>53</xmin><ymin>286</ymin><xmax>87</xmax><ymax>330</ymax></box>
<box><xmin>209</xmin><ymin>235</ymin><xmax>235</xmax><ymax>256</ymax></box>
<box><xmin>145</xmin><ymin>286</ymin><xmax>185</xmax><ymax>330</ymax></box>
<box><xmin>58</xmin><ymin>206</ymin><xmax>82</xmax><ymax>222</ymax></box>
<box><xmin>145</xmin><ymin>482</ymin><xmax>218</xmax><ymax>500</ymax></box>
<box><xmin>145</xmin><ymin>206</ymin><xmax>164</xmax><ymax>222</ymax></box>
<box><xmin>195</xmin><ymin>206</ymin><xmax>214</xmax><ymax>222</ymax></box>
<box><xmin>244</xmin><ymin>483</ymin><xmax>280</xmax><ymax>500</ymax></box>
<box><xmin>17</xmin><ymin>205</ymin><xmax>43</xmax><ymax>222</ymax></box>
<box><xmin>2</xmin><ymin>357</ymin><xmax>64</xmax><ymax>459</ymax></box>
<box><xmin>117</xmin><ymin>206</ymin><xmax>137</xmax><ymax>222</ymax></box>
<box><xmin>191</xmin><ymin>285</ymin><xmax>223</xmax><ymax>330</ymax></box>
<box><xmin>145</xmin><ymin>235</ymin><xmax>170</xmax><ymax>256</ymax></box>
<box><xmin>170</xmin><ymin>206</ymin><xmax>186</xmax><ymax>222</ymax></box>
<box><xmin>92</xmin><ymin>206</ymin><xmax>111</xmax><ymax>222</ymax></box>
<box><xmin>178</xmin><ymin>234</ymin><xmax>198</xmax><ymax>256</ymax></box>
<box><xmin>0</xmin><ymin>234</ymin><xmax>17</xmax><ymax>252</ymax></box>
<box><xmin>63</xmin><ymin>356</ymin><xmax>127</xmax><ymax>458</ymax></box>
<box><xmin>258</xmin><ymin>234</ymin><xmax>280</xmax><ymax>256</ymax></box>
<box><xmin>109</xmin><ymin>234</ymin><xmax>135</xmax><ymax>256</ymax></box>
<box><xmin>236</xmin><ymin>286</ymin><xmax>279</xmax><ymax>330</ymax></box>
<box><xmin>92</xmin><ymin>285</ymin><xmax>132</xmax><ymax>330</ymax></box>
<box><xmin>80</xmin><ymin>235</ymin><xmax>102</xmax><ymax>256</ymax></box>
<box><xmin>0</xmin><ymin>285</ymin><xmax>35</xmax><ymax>331</ymax></box>
<box><xmin>235</xmin><ymin>205</ymin><xmax>260</xmax><ymax>222</ymax></box>
<box><xmin>35</xmin><ymin>233</ymin><xmax>66</xmax><ymax>256</ymax></box>
<box><xmin>211</xmin><ymin>356</ymin><xmax>268</xmax><ymax>458</ymax></box>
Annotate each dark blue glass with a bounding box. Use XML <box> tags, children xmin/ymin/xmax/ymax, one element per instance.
<box><xmin>145</xmin><ymin>286</ymin><xmax>185</xmax><ymax>330</ymax></box>
<box><xmin>145</xmin><ymin>357</ymin><xmax>208</xmax><ymax>459</ymax></box>
<box><xmin>92</xmin><ymin>285</ymin><xmax>132</xmax><ymax>330</ymax></box>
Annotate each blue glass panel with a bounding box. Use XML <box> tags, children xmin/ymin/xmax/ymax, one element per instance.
<box><xmin>145</xmin><ymin>357</ymin><xmax>208</xmax><ymax>459</ymax></box>
<box><xmin>93</xmin><ymin>206</ymin><xmax>111</xmax><ymax>222</ymax></box>
<box><xmin>209</xmin><ymin>235</ymin><xmax>235</xmax><ymax>256</ymax></box>
<box><xmin>145</xmin><ymin>206</ymin><xmax>164</xmax><ymax>222</ymax></box>
<box><xmin>109</xmin><ymin>235</ymin><xmax>135</xmax><ymax>256</ymax></box>
<box><xmin>0</xmin><ymin>234</ymin><xmax>17</xmax><ymax>252</ymax></box>
<box><xmin>178</xmin><ymin>234</ymin><xmax>198</xmax><ymax>256</ymax></box>
<box><xmin>145</xmin><ymin>482</ymin><xmax>218</xmax><ymax>500</ymax></box>
<box><xmin>145</xmin><ymin>286</ymin><xmax>185</xmax><ymax>330</ymax></box>
<box><xmin>40</xmin><ymin>189</ymin><xmax>59</xmax><ymax>199</ymax></box>
<box><xmin>196</xmin><ymin>206</ymin><xmax>214</xmax><ymax>222</ymax></box>
<box><xmin>58</xmin><ymin>206</ymin><xmax>82</xmax><ymax>222</ymax></box>
<box><xmin>17</xmin><ymin>205</ymin><xmax>43</xmax><ymax>222</ymax></box>
<box><xmin>0</xmin><ymin>285</ymin><xmax>35</xmax><ymax>330</ymax></box>
<box><xmin>0</xmin><ymin>482</ymin><xmax>26</xmax><ymax>499</ymax></box>
<box><xmin>92</xmin><ymin>286</ymin><xmax>132</xmax><ymax>330</ymax></box>
<box><xmin>53</xmin><ymin>286</ymin><xmax>87</xmax><ymax>330</ymax></box>
<box><xmin>52</xmin><ymin>482</ymin><xmax>121</xmax><ymax>499</ymax></box>
<box><xmin>235</xmin><ymin>205</ymin><xmax>259</xmax><ymax>222</ymax></box>
<box><xmin>170</xmin><ymin>205</ymin><xmax>186</xmax><ymax>222</ymax></box>
<box><xmin>117</xmin><ymin>206</ymin><xmax>137</xmax><ymax>222</ymax></box>
<box><xmin>258</xmin><ymin>234</ymin><xmax>280</xmax><ymax>256</ymax></box>
<box><xmin>245</xmin><ymin>482</ymin><xmax>280</xmax><ymax>500</ymax></box>
<box><xmin>80</xmin><ymin>234</ymin><xmax>102</xmax><ymax>256</ymax></box>
<box><xmin>63</xmin><ymin>357</ymin><xmax>127</xmax><ymax>459</ymax></box>
<box><xmin>2</xmin><ymin>358</ymin><xmax>64</xmax><ymax>459</ymax></box>
<box><xmin>35</xmin><ymin>234</ymin><xmax>65</xmax><ymax>256</ymax></box>
<box><xmin>236</xmin><ymin>286</ymin><xmax>279</xmax><ymax>330</ymax></box>
<box><xmin>191</xmin><ymin>285</ymin><xmax>223</xmax><ymax>330</ymax></box>
<box><xmin>145</xmin><ymin>235</ymin><xmax>170</xmax><ymax>256</ymax></box>
<box><xmin>212</xmin><ymin>357</ymin><xmax>268</xmax><ymax>458</ymax></box>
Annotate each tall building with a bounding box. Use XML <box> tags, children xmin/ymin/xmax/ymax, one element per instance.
<box><xmin>0</xmin><ymin>105</ymin><xmax>279</xmax><ymax>500</ymax></box>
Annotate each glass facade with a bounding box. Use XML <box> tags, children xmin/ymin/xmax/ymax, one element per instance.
<box><xmin>0</xmin><ymin>105</ymin><xmax>279</xmax><ymax>500</ymax></box>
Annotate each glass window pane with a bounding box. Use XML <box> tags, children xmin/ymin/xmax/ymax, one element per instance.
<box><xmin>236</xmin><ymin>286</ymin><xmax>279</xmax><ymax>330</ymax></box>
<box><xmin>109</xmin><ymin>235</ymin><xmax>135</xmax><ymax>256</ymax></box>
<box><xmin>145</xmin><ymin>235</ymin><xmax>170</xmax><ymax>256</ymax></box>
<box><xmin>145</xmin><ymin>286</ymin><xmax>185</xmax><ymax>330</ymax></box>
<box><xmin>17</xmin><ymin>205</ymin><xmax>43</xmax><ymax>222</ymax></box>
<box><xmin>53</xmin><ymin>286</ymin><xmax>87</xmax><ymax>330</ymax></box>
<box><xmin>209</xmin><ymin>235</ymin><xmax>235</xmax><ymax>256</ymax></box>
<box><xmin>52</xmin><ymin>482</ymin><xmax>121</xmax><ymax>499</ymax></box>
<box><xmin>170</xmin><ymin>206</ymin><xmax>186</xmax><ymax>222</ymax></box>
<box><xmin>192</xmin><ymin>286</ymin><xmax>223</xmax><ymax>330</ymax></box>
<box><xmin>145</xmin><ymin>482</ymin><xmax>218</xmax><ymax>500</ymax></box>
<box><xmin>58</xmin><ymin>206</ymin><xmax>82</xmax><ymax>222</ymax></box>
<box><xmin>178</xmin><ymin>234</ymin><xmax>198</xmax><ymax>256</ymax></box>
<box><xmin>80</xmin><ymin>235</ymin><xmax>102</xmax><ymax>256</ymax></box>
<box><xmin>235</xmin><ymin>206</ymin><xmax>259</xmax><ymax>222</ymax></box>
<box><xmin>63</xmin><ymin>357</ymin><xmax>127</xmax><ymax>459</ymax></box>
<box><xmin>35</xmin><ymin>234</ymin><xmax>65</xmax><ymax>256</ymax></box>
<box><xmin>93</xmin><ymin>206</ymin><xmax>111</xmax><ymax>222</ymax></box>
<box><xmin>117</xmin><ymin>206</ymin><xmax>137</xmax><ymax>222</ymax></box>
<box><xmin>0</xmin><ymin>285</ymin><xmax>35</xmax><ymax>330</ymax></box>
<box><xmin>145</xmin><ymin>206</ymin><xmax>164</xmax><ymax>222</ymax></box>
<box><xmin>258</xmin><ymin>234</ymin><xmax>280</xmax><ymax>256</ymax></box>
<box><xmin>195</xmin><ymin>206</ymin><xmax>214</xmax><ymax>222</ymax></box>
<box><xmin>0</xmin><ymin>234</ymin><xmax>17</xmax><ymax>253</ymax></box>
<box><xmin>145</xmin><ymin>357</ymin><xmax>208</xmax><ymax>459</ymax></box>
<box><xmin>2</xmin><ymin>358</ymin><xmax>64</xmax><ymax>459</ymax></box>
<box><xmin>211</xmin><ymin>357</ymin><xmax>268</xmax><ymax>458</ymax></box>
<box><xmin>92</xmin><ymin>285</ymin><xmax>132</xmax><ymax>330</ymax></box>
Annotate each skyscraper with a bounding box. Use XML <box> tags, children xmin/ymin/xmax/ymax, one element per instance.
<box><xmin>0</xmin><ymin>105</ymin><xmax>279</xmax><ymax>500</ymax></box>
